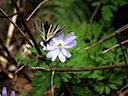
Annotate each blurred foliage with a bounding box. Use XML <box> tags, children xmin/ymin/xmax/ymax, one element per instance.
<box><xmin>37</xmin><ymin>0</ymin><xmax>91</xmax><ymax>25</ymax></box>
<box><xmin>11</xmin><ymin>0</ymin><xmax>128</xmax><ymax>95</ymax></box>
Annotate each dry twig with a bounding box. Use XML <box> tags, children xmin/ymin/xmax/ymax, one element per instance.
<box><xmin>32</xmin><ymin>64</ymin><xmax>126</xmax><ymax>72</ymax></box>
<box><xmin>103</xmin><ymin>39</ymin><xmax>128</xmax><ymax>53</ymax></box>
<box><xmin>11</xmin><ymin>0</ymin><xmax>46</xmax><ymax>59</ymax></box>
<box><xmin>0</xmin><ymin>8</ymin><xmax>33</xmax><ymax>46</ymax></box>
<box><xmin>117</xmin><ymin>84</ymin><xmax>128</xmax><ymax>96</ymax></box>
<box><xmin>51</xmin><ymin>71</ymin><xmax>55</xmax><ymax>96</ymax></box>
<box><xmin>6</xmin><ymin>8</ymin><xmax>18</xmax><ymax>48</ymax></box>
<box><xmin>84</xmin><ymin>24</ymin><xmax>128</xmax><ymax>51</ymax></box>
<box><xmin>83</xmin><ymin>0</ymin><xmax>102</xmax><ymax>39</ymax></box>
<box><xmin>26</xmin><ymin>0</ymin><xmax>48</xmax><ymax>21</ymax></box>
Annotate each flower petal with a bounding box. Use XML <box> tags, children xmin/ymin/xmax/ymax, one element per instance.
<box><xmin>58</xmin><ymin>51</ymin><xmax>66</xmax><ymax>62</ymax></box>
<box><xmin>61</xmin><ymin>48</ymin><xmax>71</xmax><ymax>58</ymax></box>
<box><xmin>49</xmin><ymin>39</ymin><xmax>56</xmax><ymax>45</ymax></box>
<box><xmin>10</xmin><ymin>90</ymin><xmax>15</xmax><ymax>96</ymax></box>
<box><xmin>2</xmin><ymin>87</ymin><xmax>7</xmax><ymax>96</ymax></box>
<box><xmin>46</xmin><ymin>44</ymin><xmax>57</xmax><ymax>50</ymax></box>
<box><xmin>51</xmin><ymin>37</ymin><xmax>58</xmax><ymax>44</ymax></box>
<box><xmin>40</xmin><ymin>41</ymin><xmax>45</xmax><ymax>47</ymax></box>
<box><xmin>57</xmin><ymin>32</ymin><xmax>64</xmax><ymax>40</ymax></box>
<box><xmin>40</xmin><ymin>41</ymin><xmax>47</xmax><ymax>50</ymax></box>
<box><xmin>46</xmin><ymin>50</ymin><xmax>55</xmax><ymax>58</ymax></box>
<box><xmin>41</xmin><ymin>31</ymin><xmax>77</xmax><ymax>63</ymax></box>
<box><xmin>64</xmin><ymin>32</ymin><xmax>76</xmax><ymax>44</ymax></box>
<box><xmin>46</xmin><ymin>49</ymin><xmax>59</xmax><ymax>61</ymax></box>
<box><xmin>64</xmin><ymin>40</ymin><xmax>77</xmax><ymax>48</ymax></box>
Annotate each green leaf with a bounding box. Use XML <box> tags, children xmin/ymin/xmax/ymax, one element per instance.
<box><xmin>72</xmin><ymin>86</ymin><xmax>84</xmax><ymax>95</ymax></box>
<box><xmin>111</xmin><ymin>73</ymin><xmax>125</xmax><ymax>85</ymax></box>
<box><xmin>28</xmin><ymin>47</ymin><xmax>38</xmax><ymax>54</ymax></box>
<box><xmin>88</xmin><ymin>71</ymin><xmax>104</xmax><ymax>80</ymax></box>
<box><xmin>60</xmin><ymin>72</ymin><xmax>72</xmax><ymax>82</ymax></box>
<box><xmin>94</xmin><ymin>84</ymin><xmax>104</xmax><ymax>94</ymax></box>
<box><xmin>70</xmin><ymin>73</ymin><xmax>82</xmax><ymax>84</ymax></box>
<box><xmin>105</xmin><ymin>86</ymin><xmax>110</xmax><ymax>94</ymax></box>
<box><xmin>54</xmin><ymin>74</ymin><xmax>62</xmax><ymax>88</ymax></box>
<box><xmin>108</xmin><ymin>84</ymin><xmax>117</xmax><ymax>90</ymax></box>
<box><xmin>101</xmin><ymin>5</ymin><xmax>115</xmax><ymax>21</ymax></box>
<box><xmin>29</xmin><ymin>72</ymin><xmax>51</xmax><ymax>96</ymax></box>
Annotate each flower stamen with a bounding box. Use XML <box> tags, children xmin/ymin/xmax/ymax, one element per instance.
<box><xmin>57</xmin><ymin>43</ymin><xmax>63</xmax><ymax>48</ymax></box>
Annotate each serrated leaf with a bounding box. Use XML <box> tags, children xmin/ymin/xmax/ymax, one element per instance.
<box><xmin>111</xmin><ymin>74</ymin><xmax>125</xmax><ymax>85</ymax></box>
<box><xmin>60</xmin><ymin>72</ymin><xmax>72</xmax><ymax>82</ymax></box>
<box><xmin>29</xmin><ymin>72</ymin><xmax>51</xmax><ymax>96</ymax></box>
<box><xmin>88</xmin><ymin>71</ymin><xmax>104</xmax><ymax>80</ymax></box>
<box><xmin>54</xmin><ymin>74</ymin><xmax>61</xmax><ymax>88</ymax></box>
<box><xmin>101</xmin><ymin>5</ymin><xmax>114</xmax><ymax>21</ymax></box>
<box><xmin>71</xmin><ymin>75</ymin><xmax>81</xmax><ymax>84</ymax></box>
<box><xmin>112</xmin><ymin>77</ymin><xmax>123</xmax><ymax>85</ymax></box>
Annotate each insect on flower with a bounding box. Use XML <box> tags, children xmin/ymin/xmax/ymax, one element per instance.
<box><xmin>40</xmin><ymin>32</ymin><xmax>77</xmax><ymax>63</ymax></box>
<box><xmin>35</xmin><ymin>21</ymin><xmax>65</xmax><ymax>45</ymax></box>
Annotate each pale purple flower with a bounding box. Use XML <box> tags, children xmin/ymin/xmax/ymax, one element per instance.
<box><xmin>40</xmin><ymin>32</ymin><xmax>77</xmax><ymax>62</ymax></box>
<box><xmin>0</xmin><ymin>87</ymin><xmax>15</xmax><ymax>96</ymax></box>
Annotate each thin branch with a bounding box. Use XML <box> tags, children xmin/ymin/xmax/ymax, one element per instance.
<box><xmin>15</xmin><ymin>55</ymin><xmax>42</xmax><ymax>74</ymax></box>
<box><xmin>32</xmin><ymin>64</ymin><xmax>126</xmax><ymax>72</ymax></box>
<box><xmin>0</xmin><ymin>66</ymin><xmax>14</xmax><ymax>79</ymax></box>
<box><xmin>51</xmin><ymin>71</ymin><xmax>55</xmax><ymax>96</ymax></box>
<box><xmin>22</xmin><ymin>18</ymin><xmax>43</xmax><ymax>55</ymax></box>
<box><xmin>11</xmin><ymin>0</ymin><xmax>20</xmax><ymax>11</ymax></box>
<box><xmin>0</xmin><ymin>51</ymin><xmax>10</xmax><ymax>62</ymax></box>
<box><xmin>89</xmin><ymin>0</ymin><xmax>102</xmax><ymax>25</ymax></box>
<box><xmin>103</xmin><ymin>39</ymin><xmax>128</xmax><ymax>53</ymax></box>
<box><xmin>0</xmin><ymin>9</ymin><xmax>24</xmax><ymax>18</ymax></box>
<box><xmin>26</xmin><ymin>0</ymin><xmax>48</xmax><ymax>21</ymax></box>
<box><xmin>6</xmin><ymin>8</ymin><xmax>18</xmax><ymax>47</ymax></box>
<box><xmin>0</xmin><ymin>8</ymin><xmax>25</xmax><ymax>36</ymax></box>
<box><xmin>117</xmin><ymin>84</ymin><xmax>128</xmax><ymax>96</ymax></box>
<box><xmin>116</xmin><ymin>31</ymin><xmax>127</xmax><ymax>66</ymax></box>
<box><xmin>11</xmin><ymin>0</ymin><xmax>45</xmax><ymax>59</ymax></box>
<box><xmin>0</xmin><ymin>37</ymin><xmax>17</xmax><ymax>66</ymax></box>
<box><xmin>0</xmin><ymin>8</ymin><xmax>33</xmax><ymax>46</ymax></box>
<box><xmin>118</xmin><ymin>84</ymin><xmax>128</xmax><ymax>93</ymax></box>
<box><xmin>122</xmin><ymin>89</ymin><xmax>128</xmax><ymax>96</ymax></box>
<box><xmin>84</xmin><ymin>24</ymin><xmax>128</xmax><ymax>51</ymax></box>
<box><xmin>83</xmin><ymin>0</ymin><xmax>102</xmax><ymax>39</ymax></box>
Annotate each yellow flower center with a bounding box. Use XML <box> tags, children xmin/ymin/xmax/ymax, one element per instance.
<box><xmin>57</xmin><ymin>43</ymin><xmax>62</xmax><ymax>48</ymax></box>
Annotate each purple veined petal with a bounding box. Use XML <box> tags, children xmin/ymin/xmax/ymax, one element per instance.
<box><xmin>64</xmin><ymin>40</ymin><xmax>77</xmax><ymax>49</ymax></box>
<box><xmin>40</xmin><ymin>41</ymin><xmax>47</xmax><ymax>50</ymax></box>
<box><xmin>64</xmin><ymin>32</ymin><xmax>76</xmax><ymax>44</ymax></box>
<box><xmin>10</xmin><ymin>90</ymin><xmax>15</xmax><ymax>96</ymax></box>
<box><xmin>46</xmin><ymin>44</ymin><xmax>57</xmax><ymax>50</ymax></box>
<box><xmin>2</xmin><ymin>87</ymin><xmax>7</xmax><ymax>96</ymax></box>
<box><xmin>51</xmin><ymin>37</ymin><xmax>58</xmax><ymax>44</ymax></box>
<box><xmin>61</xmin><ymin>48</ymin><xmax>71</xmax><ymax>58</ymax></box>
<box><xmin>46</xmin><ymin>50</ymin><xmax>55</xmax><ymax>58</ymax></box>
<box><xmin>58</xmin><ymin>51</ymin><xmax>66</xmax><ymax>63</ymax></box>
<box><xmin>46</xmin><ymin>49</ymin><xmax>59</xmax><ymax>61</ymax></box>
<box><xmin>49</xmin><ymin>39</ymin><xmax>56</xmax><ymax>46</ymax></box>
<box><xmin>57</xmin><ymin>32</ymin><xmax>64</xmax><ymax>40</ymax></box>
<box><xmin>0</xmin><ymin>94</ymin><xmax>2</xmax><ymax>96</ymax></box>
